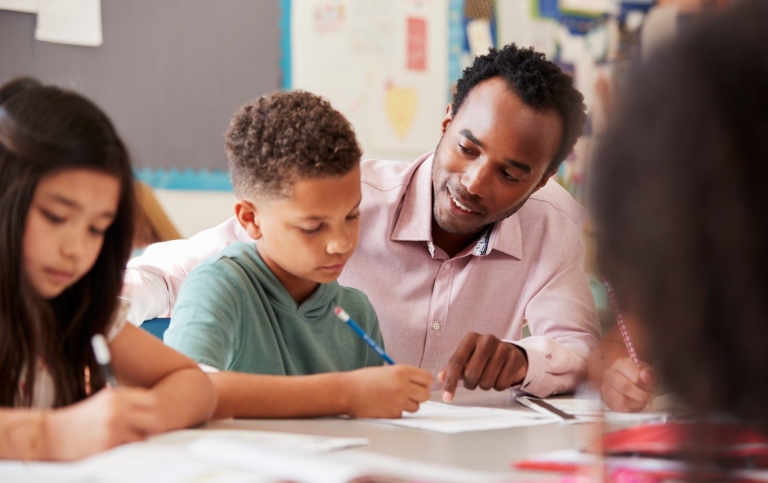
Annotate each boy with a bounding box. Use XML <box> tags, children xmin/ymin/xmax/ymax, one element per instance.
<box><xmin>163</xmin><ymin>91</ymin><xmax>432</xmax><ymax>419</ymax></box>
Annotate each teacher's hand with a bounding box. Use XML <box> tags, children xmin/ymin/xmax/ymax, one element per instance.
<box><xmin>438</xmin><ymin>332</ymin><xmax>528</xmax><ymax>402</ymax></box>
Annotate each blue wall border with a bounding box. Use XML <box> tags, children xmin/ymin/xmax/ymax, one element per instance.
<box><xmin>134</xmin><ymin>168</ymin><xmax>233</xmax><ymax>191</ymax></box>
<box><xmin>280</xmin><ymin>0</ymin><xmax>292</xmax><ymax>89</ymax></box>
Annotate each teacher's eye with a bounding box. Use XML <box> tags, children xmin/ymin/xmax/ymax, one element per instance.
<box><xmin>458</xmin><ymin>144</ymin><xmax>476</xmax><ymax>156</ymax></box>
<box><xmin>502</xmin><ymin>170</ymin><xmax>521</xmax><ymax>183</ymax></box>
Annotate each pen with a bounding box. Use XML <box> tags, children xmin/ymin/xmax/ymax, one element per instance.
<box><xmin>604</xmin><ymin>279</ymin><xmax>655</xmax><ymax>412</ymax></box>
<box><xmin>333</xmin><ymin>306</ymin><xmax>395</xmax><ymax>365</ymax></box>
<box><xmin>603</xmin><ymin>280</ymin><xmax>639</xmax><ymax>366</ymax></box>
<box><xmin>91</xmin><ymin>333</ymin><xmax>119</xmax><ymax>388</ymax></box>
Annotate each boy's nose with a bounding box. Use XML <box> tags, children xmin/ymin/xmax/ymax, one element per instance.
<box><xmin>327</xmin><ymin>230</ymin><xmax>354</xmax><ymax>255</ymax></box>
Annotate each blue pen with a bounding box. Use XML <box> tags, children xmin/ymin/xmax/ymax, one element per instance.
<box><xmin>334</xmin><ymin>306</ymin><xmax>395</xmax><ymax>365</ymax></box>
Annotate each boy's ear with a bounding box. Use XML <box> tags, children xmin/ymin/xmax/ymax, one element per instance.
<box><xmin>440</xmin><ymin>104</ymin><xmax>453</xmax><ymax>135</ymax></box>
<box><xmin>234</xmin><ymin>199</ymin><xmax>262</xmax><ymax>240</ymax></box>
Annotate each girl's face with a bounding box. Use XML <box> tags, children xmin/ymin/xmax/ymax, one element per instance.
<box><xmin>23</xmin><ymin>169</ymin><xmax>120</xmax><ymax>299</ymax></box>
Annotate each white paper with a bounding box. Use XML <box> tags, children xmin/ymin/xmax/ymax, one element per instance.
<box><xmin>35</xmin><ymin>0</ymin><xmax>102</xmax><ymax>47</ymax></box>
<box><xmin>518</xmin><ymin>396</ymin><xmax>671</xmax><ymax>424</ymax></box>
<box><xmin>0</xmin><ymin>429</ymin><xmax>369</xmax><ymax>483</ymax></box>
<box><xmin>359</xmin><ymin>400</ymin><xmax>557</xmax><ymax>433</ymax></box>
<box><xmin>0</xmin><ymin>0</ymin><xmax>37</xmax><ymax>12</ymax></box>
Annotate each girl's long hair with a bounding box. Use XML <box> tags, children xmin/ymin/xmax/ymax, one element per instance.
<box><xmin>0</xmin><ymin>78</ymin><xmax>136</xmax><ymax>407</ymax></box>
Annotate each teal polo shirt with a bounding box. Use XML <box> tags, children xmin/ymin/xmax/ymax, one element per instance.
<box><xmin>165</xmin><ymin>242</ymin><xmax>384</xmax><ymax>374</ymax></box>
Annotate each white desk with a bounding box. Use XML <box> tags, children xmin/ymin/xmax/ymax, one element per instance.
<box><xmin>0</xmin><ymin>389</ymin><xmax>601</xmax><ymax>483</ymax></box>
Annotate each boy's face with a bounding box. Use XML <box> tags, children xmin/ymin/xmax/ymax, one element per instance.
<box><xmin>237</xmin><ymin>165</ymin><xmax>362</xmax><ymax>304</ymax></box>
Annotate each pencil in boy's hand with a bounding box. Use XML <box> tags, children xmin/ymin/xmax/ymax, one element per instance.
<box><xmin>333</xmin><ymin>306</ymin><xmax>395</xmax><ymax>365</ymax></box>
<box><xmin>91</xmin><ymin>333</ymin><xmax>119</xmax><ymax>388</ymax></box>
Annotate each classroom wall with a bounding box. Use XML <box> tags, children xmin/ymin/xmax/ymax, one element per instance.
<box><xmin>0</xmin><ymin>0</ymin><xmax>281</xmax><ymax>237</ymax></box>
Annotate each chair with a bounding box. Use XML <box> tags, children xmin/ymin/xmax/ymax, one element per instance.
<box><xmin>140</xmin><ymin>318</ymin><xmax>171</xmax><ymax>340</ymax></box>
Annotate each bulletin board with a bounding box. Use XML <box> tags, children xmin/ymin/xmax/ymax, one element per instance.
<box><xmin>286</xmin><ymin>0</ymin><xmax>454</xmax><ymax>162</ymax></box>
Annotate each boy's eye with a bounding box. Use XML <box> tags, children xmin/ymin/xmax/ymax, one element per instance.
<box><xmin>346</xmin><ymin>213</ymin><xmax>360</xmax><ymax>221</ymax></box>
<box><xmin>299</xmin><ymin>224</ymin><xmax>324</xmax><ymax>234</ymax></box>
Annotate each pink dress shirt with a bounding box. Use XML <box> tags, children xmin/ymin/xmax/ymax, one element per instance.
<box><xmin>123</xmin><ymin>152</ymin><xmax>600</xmax><ymax>397</ymax></box>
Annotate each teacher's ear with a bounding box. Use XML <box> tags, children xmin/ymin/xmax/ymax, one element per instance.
<box><xmin>440</xmin><ymin>104</ymin><xmax>453</xmax><ymax>135</ymax></box>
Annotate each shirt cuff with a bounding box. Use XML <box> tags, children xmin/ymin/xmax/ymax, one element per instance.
<box><xmin>508</xmin><ymin>341</ymin><xmax>552</xmax><ymax>398</ymax></box>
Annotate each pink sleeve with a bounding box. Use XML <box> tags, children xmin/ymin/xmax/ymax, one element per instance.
<box><xmin>122</xmin><ymin>216</ymin><xmax>249</xmax><ymax>325</ymax></box>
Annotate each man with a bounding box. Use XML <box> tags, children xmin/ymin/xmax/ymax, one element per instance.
<box><xmin>124</xmin><ymin>44</ymin><xmax>600</xmax><ymax>400</ymax></box>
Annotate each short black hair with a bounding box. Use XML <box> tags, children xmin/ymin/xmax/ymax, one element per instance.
<box><xmin>590</xmin><ymin>1</ymin><xmax>768</xmax><ymax>426</ymax></box>
<box><xmin>225</xmin><ymin>90</ymin><xmax>362</xmax><ymax>199</ymax></box>
<box><xmin>452</xmin><ymin>44</ymin><xmax>586</xmax><ymax>172</ymax></box>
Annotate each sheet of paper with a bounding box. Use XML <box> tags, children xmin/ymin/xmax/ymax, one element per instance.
<box><xmin>0</xmin><ymin>429</ymin><xmax>369</xmax><ymax>483</ymax></box>
<box><xmin>0</xmin><ymin>0</ymin><xmax>37</xmax><ymax>12</ymax></box>
<box><xmin>35</xmin><ymin>0</ymin><xmax>102</xmax><ymax>47</ymax></box>
<box><xmin>518</xmin><ymin>396</ymin><xmax>671</xmax><ymax>424</ymax></box>
<box><xmin>359</xmin><ymin>400</ymin><xmax>557</xmax><ymax>433</ymax></box>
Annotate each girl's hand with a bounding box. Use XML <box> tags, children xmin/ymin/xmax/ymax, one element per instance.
<box><xmin>601</xmin><ymin>358</ymin><xmax>657</xmax><ymax>413</ymax></box>
<box><xmin>341</xmin><ymin>365</ymin><xmax>432</xmax><ymax>419</ymax></box>
<box><xmin>44</xmin><ymin>387</ymin><xmax>163</xmax><ymax>461</ymax></box>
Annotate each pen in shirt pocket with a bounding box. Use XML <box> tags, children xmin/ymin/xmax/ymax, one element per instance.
<box><xmin>91</xmin><ymin>333</ymin><xmax>119</xmax><ymax>388</ymax></box>
<box><xmin>333</xmin><ymin>306</ymin><xmax>395</xmax><ymax>365</ymax></box>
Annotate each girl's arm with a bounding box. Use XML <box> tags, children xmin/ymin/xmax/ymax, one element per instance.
<box><xmin>0</xmin><ymin>409</ymin><xmax>47</xmax><ymax>460</ymax></box>
<box><xmin>109</xmin><ymin>323</ymin><xmax>217</xmax><ymax>431</ymax></box>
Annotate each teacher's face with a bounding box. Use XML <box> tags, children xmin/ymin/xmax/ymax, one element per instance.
<box><xmin>432</xmin><ymin>77</ymin><xmax>562</xmax><ymax>238</ymax></box>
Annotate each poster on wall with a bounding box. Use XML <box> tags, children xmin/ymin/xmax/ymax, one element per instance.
<box><xmin>291</xmin><ymin>0</ymin><xmax>448</xmax><ymax>161</ymax></box>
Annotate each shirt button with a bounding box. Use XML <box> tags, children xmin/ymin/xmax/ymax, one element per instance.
<box><xmin>443</xmin><ymin>263</ymin><xmax>451</xmax><ymax>270</ymax></box>
<box><xmin>432</xmin><ymin>321</ymin><xmax>440</xmax><ymax>330</ymax></box>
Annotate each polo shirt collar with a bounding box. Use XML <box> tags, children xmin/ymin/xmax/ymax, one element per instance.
<box><xmin>390</xmin><ymin>153</ymin><xmax>523</xmax><ymax>260</ymax></box>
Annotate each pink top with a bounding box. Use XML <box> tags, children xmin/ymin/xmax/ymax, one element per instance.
<box><xmin>123</xmin><ymin>153</ymin><xmax>600</xmax><ymax>397</ymax></box>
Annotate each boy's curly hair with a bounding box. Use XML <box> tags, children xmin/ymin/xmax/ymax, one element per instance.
<box><xmin>452</xmin><ymin>44</ymin><xmax>586</xmax><ymax>173</ymax></box>
<box><xmin>225</xmin><ymin>90</ymin><xmax>362</xmax><ymax>198</ymax></box>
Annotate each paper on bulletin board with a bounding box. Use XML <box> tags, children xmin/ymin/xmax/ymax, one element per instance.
<box><xmin>35</xmin><ymin>0</ymin><xmax>102</xmax><ymax>47</ymax></box>
<box><xmin>496</xmin><ymin>0</ymin><xmax>557</xmax><ymax>58</ymax></box>
<box><xmin>0</xmin><ymin>0</ymin><xmax>37</xmax><ymax>12</ymax></box>
<box><xmin>291</xmin><ymin>0</ymin><xmax>448</xmax><ymax>160</ymax></box>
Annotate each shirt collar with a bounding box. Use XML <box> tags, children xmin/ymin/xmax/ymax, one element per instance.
<box><xmin>390</xmin><ymin>153</ymin><xmax>523</xmax><ymax>260</ymax></box>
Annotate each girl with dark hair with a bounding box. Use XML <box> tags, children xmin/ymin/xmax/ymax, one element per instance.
<box><xmin>0</xmin><ymin>78</ymin><xmax>215</xmax><ymax>460</ymax></box>
<box><xmin>589</xmin><ymin>0</ymin><xmax>768</xmax><ymax>424</ymax></box>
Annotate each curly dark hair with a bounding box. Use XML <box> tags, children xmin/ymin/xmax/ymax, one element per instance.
<box><xmin>225</xmin><ymin>90</ymin><xmax>362</xmax><ymax>199</ymax></box>
<box><xmin>590</xmin><ymin>1</ymin><xmax>768</xmax><ymax>426</ymax></box>
<box><xmin>452</xmin><ymin>44</ymin><xmax>586</xmax><ymax>173</ymax></box>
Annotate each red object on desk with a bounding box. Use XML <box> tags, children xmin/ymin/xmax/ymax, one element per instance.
<box><xmin>515</xmin><ymin>421</ymin><xmax>768</xmax><ymax>481</ymax></box>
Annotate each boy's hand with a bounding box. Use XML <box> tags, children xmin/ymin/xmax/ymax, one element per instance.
<box><xmin>601</xmin><ymin>358</ymin><xmax>656</xmax><ymax>412</ymax></box>
<box><xmin>439</xmin><ymin>332</ymin><xmax>527</xmax><ymax>403</ymax></box>
<box><xmin>342</xmin><ymin>365</ymin><xmax>432</xmax><ymax>419</ymax></box>
<box><xmin>45</xmin><ymin>387</ymin><xmax>163</xmax><ymax>461</ymax></box>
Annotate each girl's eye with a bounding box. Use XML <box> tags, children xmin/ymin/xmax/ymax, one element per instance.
<box><xmin>346</xmin><ymin>213</ymin><xmax>360</xmax><ymax>222</ymax></box>
<box><xmin>89</xmin><ymin>226</ymin><xmax>108</xmax><ymax>236</ymax></box>
<box><xmin>42</xmin><ymin>210</ymin><xmax>65</xmax><ymax>224</ymax></box>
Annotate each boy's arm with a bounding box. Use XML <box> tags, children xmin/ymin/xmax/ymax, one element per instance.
<box><xmin>209</xmin><ymin>365</ymin><xmax>432</xmax><ymax>419</ymax></box>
